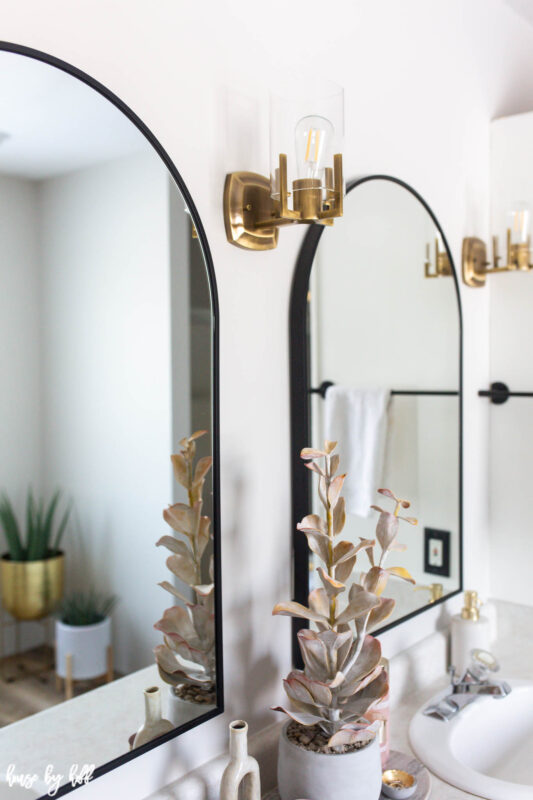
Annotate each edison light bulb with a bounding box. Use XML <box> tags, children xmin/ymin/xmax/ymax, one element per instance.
<box><xmin>507</xmin><ymin>203</ymin><xmax>531</xmax><ymax>244</ymax></box>
<box><xmin>294</xmin><ymin>114</ymin><xmax>334</xmax><ymax>181</ymax></box>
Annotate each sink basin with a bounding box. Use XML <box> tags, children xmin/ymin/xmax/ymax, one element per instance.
<box><xmin>409</xmin><ymin>679</ymin><xmax>533</xmax><ymax>799</ymax></box>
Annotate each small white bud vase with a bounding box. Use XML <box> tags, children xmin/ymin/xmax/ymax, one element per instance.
<box><xmin>277</xmin><ymin>721</ymin><xmax>382</xmax><ymax>800</ymax></box>
<box><xmin>132</xmin><ymin>686</ymin><xmax>174</xmax><ymax>748</ymax></box>
<box><xmin>220</xmin><ymin>720</ymin><xmax>261</xmax><ymax>800</ymax></box>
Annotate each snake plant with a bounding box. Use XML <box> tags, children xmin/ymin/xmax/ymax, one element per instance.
<box><xmin>59</xmin><ymin>589</ymin><xmax>117</xmax><ymax>626</ymax></box>
<box><xmin>0</xmin><ymin>489</ymin><xmax>70</xmax><ymax>562</ymax></box>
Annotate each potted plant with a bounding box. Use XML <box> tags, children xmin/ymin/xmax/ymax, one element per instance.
<box><xmin>0</xmin><ymin>489</ymin><xmax>70</xmax><ymax>620</ymax></box>
<box><xmin>154</xmin><ymin>430</ymin><xmax>216</xmax><ymax>724</ymax></box>
<box><xmin>273</xmin><ymin>441</ymin><xmax>417</xmax><ymax>800</ymax></box>
<box><xmin>55</xmin><ymin>589</ymin><xmax>117</xmax><ymax>697</ymax></box>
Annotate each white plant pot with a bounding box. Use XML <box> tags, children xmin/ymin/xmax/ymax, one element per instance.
<box><xmin>55</xmin><ymin>617</ymin><xmax>111</xmax><ymax>680</ymax></box>
<box><xmin>166</xmin><ymin>685</ymin><xmax>216</xmax><ymax>727</ymax></box>
<box><xmin>277</xmin><ymin>722</ymin><xmax>382</xmax><ymax>800</ymax></box>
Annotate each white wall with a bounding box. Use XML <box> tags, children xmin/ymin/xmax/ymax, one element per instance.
<box><xmin>0</xmin><ymin>175</ymin><xmax>41</xmax><ymax>508</ymax></box>
<box><xmin>489</xmin><ymin>111</ymin><xmax>533</xmax><ymax>607</ymax></box>
<box><xmin>38</xmin><ymin>152</ymin><xmax>175</xmax><ymax>673</ymax></box>
<box><xmin>2</xmin><ymin>1</ymin><xmax>533</xmax><ymax>797</ymax></box>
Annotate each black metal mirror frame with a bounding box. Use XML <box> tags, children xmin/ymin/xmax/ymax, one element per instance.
<box><xmin>0</xmin><ymin>40</ymin><xmax>223</xmax><ymax>797</ymax></box>
<box><xmin>289</xmin><ymin>174</ymin><xmax>463</xmax><ymax>666</ymax></box>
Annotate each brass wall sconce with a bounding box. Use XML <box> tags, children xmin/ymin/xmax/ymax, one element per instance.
<box><xmin>462</xmin><ymin>204</ymin><xmax>533</xmax><ymax>287</ymax></box>
<box><xmin>425</xmin><ymin>237</ymin><xmax>452</xmax><ymax>278</ymax></box>
<box><xmin>224</xmin><ymin>84</ymin><xmax>345</xmax><ymax>251</ymax></box>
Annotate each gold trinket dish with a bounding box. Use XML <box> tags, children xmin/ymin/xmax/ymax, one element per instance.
<box><xmin>382</xmin><ymin>769</ymin><xmax>417</xmax><ymax>799</ymax></box>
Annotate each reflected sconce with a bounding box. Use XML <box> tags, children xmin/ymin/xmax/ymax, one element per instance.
<box><xmin>462</xmin><ymin>203</ymin><xmax>533</xmax><ymax>287</ymax></box>
<box><xmin>224</xmin><ymin>83</ymin><xmax>344</xmax><ymax>250</ymax></box>
<box><xmin>424</xmin><ymin>233</ymin><xmax>452</xmax><ymax>278</ymax></box>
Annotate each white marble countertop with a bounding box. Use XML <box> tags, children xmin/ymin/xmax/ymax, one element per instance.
<box><xmin>0</xmin><ymin>663</ymin><xmax>212</xmax><ymax>793</ymax></box>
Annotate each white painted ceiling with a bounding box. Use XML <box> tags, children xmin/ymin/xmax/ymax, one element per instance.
<box><xmin>0</xmin><ymin>51</ymin><xmax>148</xmax><ymax>180</ymax></box>
<box><xmin>503</xmin><ymin>0</ymin><xmax>533</xmax><ymax>28</ymax></box>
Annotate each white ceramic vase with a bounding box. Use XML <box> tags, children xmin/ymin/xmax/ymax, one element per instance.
<box><xmin>220</xmin><ymin>720</ymin><xmax>261</xmax><ymax>800</ymax></box>
<box><xmin>277</xmin><ymin>722</ymin><xmax>382</xmax><ymax>800</ymax></box>
<box><xmin>55</xmin><ymin>617</ymin><xmax>111</xmax><ymax>680</ymax></box>
<box><xmin>133</xmin><ymin>686</ymin><xmax>174</xmax><ymax>748</ymax></box>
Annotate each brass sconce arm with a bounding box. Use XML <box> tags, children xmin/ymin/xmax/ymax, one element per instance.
<box><xmin>223</xmin><ymin>153</ymin><xmax>343</xmax><ymax>251</ymax></box>
<box><xmin>425</xmin><ymin>239</ymin><xmax>452</xmax><ymax>278</ymax></box>
<box><xmin>462</xmin><ymin>230</ymin><xmax>533</xmax><ymax>287</ymax></box>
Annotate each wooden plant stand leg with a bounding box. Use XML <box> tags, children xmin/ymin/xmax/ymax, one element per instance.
<box><xmin>14</xmin><ymin>620</ymin><xmax>21</xmax><ymax>672</ymax></box>
<box><xmin>65</xmin><ymin>653</ymin><xmax>73</xmax><ymax>700</ymax></box>
<box><xmin>106</xmin><ymin>644</ymin><xmax>113</xmax><ymax>683</ymax></box>
<box><xmin>54</xmin><ymin>639</ymin><xmax>61</xmax><ymax>692</ymax></box>
<box><xmin>0</xmin><ymin>605</ymin><xmax>5</xmax><ymax>682</ymax></box>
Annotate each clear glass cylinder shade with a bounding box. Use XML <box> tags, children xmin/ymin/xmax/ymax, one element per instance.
<box><xmin>507</xmin><ymin>203</ymin><xmax>531</xmax><ymax>244</ymax></box>
<box><xmin>269</xmin><ymin>81</ymin><xmax>344</xmax><ymax>202</ymax></box>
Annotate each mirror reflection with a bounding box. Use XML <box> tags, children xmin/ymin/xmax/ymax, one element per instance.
<box><xmin>306</xmin><ymin>178</ymin><xmax>461</xmax><ymax>628</ymax></box>
<box><xmin>0</xmin><ymin>49</ymin><xmax>219</xmax><ymax>792</ymax></box>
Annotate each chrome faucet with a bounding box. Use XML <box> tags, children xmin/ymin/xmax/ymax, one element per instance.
<box><xmin>423</xmin><ymin>649</ymin><xmax>511</xmax><ymax>722</ymax></box>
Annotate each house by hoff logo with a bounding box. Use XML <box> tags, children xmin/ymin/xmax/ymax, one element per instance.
<box><xmin>6</xmin><ymin>763</ymin><xmax>95</xmax><ymax>796</ymax></box>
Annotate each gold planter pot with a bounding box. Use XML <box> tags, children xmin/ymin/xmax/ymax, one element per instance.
<box><xmin>0</xmin><ymin>552</ymin><xmax>64</xmax><ymax>621</ymax></box>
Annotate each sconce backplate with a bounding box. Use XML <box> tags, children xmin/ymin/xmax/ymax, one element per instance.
<box><xmin>462</xmin><ymin>237</ymin><xmax>488</xmax><ymax>288</ymax></box>
<box><xmin>223</xmin><ymin>171</ymin><xmax>278</xmax><ymax>251</ymax></box>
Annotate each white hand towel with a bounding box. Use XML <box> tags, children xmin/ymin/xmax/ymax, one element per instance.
<box><xmin>324</xmin><ymin>386</ymin><xmax>389</xmax><ymax>518</ymax></box>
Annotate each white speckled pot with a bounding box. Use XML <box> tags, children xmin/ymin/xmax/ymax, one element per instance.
<box><xmin>55</xmin><ymin>617</ymin><xmax>111</xmax><ymax>680</ymax></box>
<box><xmin>277</xmin><ymin>722</ymin><xmax>382</xmax><ymax>800</ymax></box>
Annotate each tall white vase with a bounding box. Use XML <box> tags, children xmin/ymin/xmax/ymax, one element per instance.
<box><xmin>220</xmin><ymin>720</ymin><xmax>261</xmax><ymax>800</ymax></box>
<box><xmin>277</xmin><ymin>722</ymin><xmax>382</xmax><ymax>800</ymax></box>
<box><xmin>132</xmin><ymin>686</ymin><xmax>174</xmax><ymax>748</ymax></box>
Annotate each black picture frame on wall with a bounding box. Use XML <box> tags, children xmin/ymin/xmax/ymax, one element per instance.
<box><xmin>288</xmin><ymin>174</ymin><xmax>463</xmax><ymax>667</ymax></box>
<box><xmin>0</xmin><ymin>40</ymin><xmax>223</xmax><ymax>798</ymax></box>
<box><xmin>424</xmin><ymin>527</ymin><xmax>451</xmax><ymax>577</ymax></box>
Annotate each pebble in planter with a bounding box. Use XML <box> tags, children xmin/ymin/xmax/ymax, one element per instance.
<box><xmin>272</xmin><ymin>441</ymin><xmax>418</xmax><ymax>800</ymax></box>
<box><xmin>55</xmin><ymin>590</ymin><xmax>117</xmax><ymax>699</ymax></box>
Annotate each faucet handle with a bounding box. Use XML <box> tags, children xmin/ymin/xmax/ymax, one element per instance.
<box><xmin>448</xmin><ymin>664</ymin><xmax>457</xmax><ymax>685</ymax></box>
<box><xmin>467</xmin><ymin>649</ymin><xmax>500</xmax><ymax>681</ymax></box>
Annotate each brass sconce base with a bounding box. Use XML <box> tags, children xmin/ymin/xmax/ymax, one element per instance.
<box><xmin>462</xmin><ymin>232</ymin><xmax>533</xmax><ymax>287</ymax></box>
<box><xmin>223</xmin><ymin>172</ymin><xmax>279</xmax><ymax>251</ymax></box>
<box><xmin>462</xmin><ymin>237</ymin><xmax>488</xmax><ymax>288</ymax></box>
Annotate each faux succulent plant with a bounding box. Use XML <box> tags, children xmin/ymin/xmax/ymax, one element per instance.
<box><xmin>154</xmin><ymin>431</ymin><xmax>215</xmax><ymax>691</ymax></box>
<box><xmin>272</xmin><ymin>441</ymin><xmax>417</xmax><ymax>748</ymax></box>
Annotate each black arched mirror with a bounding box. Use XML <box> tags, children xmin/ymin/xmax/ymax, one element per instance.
<box><xmin>290</xmin><ymin>175</ymin><xmax>462</xmax><ymax>663</ymax></box>
<box><xmin>0</xmin><ymin>42</ymin><xmax>222</xmax><ymax>797</ymax></box>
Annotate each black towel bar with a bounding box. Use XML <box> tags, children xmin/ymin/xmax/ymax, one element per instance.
<box><xmin>478</xmin><ymin>382</ymin><xmax>533</xmax><ymax>404</ymax></box>
<box><xmin>309</xmin><ymin>381</ymin><xmax>459</xmax><ymax>400</ymax></box>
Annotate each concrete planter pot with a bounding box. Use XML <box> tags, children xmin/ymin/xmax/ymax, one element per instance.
<box><xmin>166</xmin><ymin>684</ymin><xmax>216</xmax><ymax>726</ymax></box>
<box><xmin>55</xmin><ymin>616</ymin><xmax>111</xmax><ymax>680</ymax></box>
<box><xmin>277</xmin><ymin>721</ymin><xmax>382</xmax><ymax>800</ymax></box>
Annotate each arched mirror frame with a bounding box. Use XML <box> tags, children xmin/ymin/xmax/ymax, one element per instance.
<box><xmin>0</xmin><ymin>40</ymin><xmax>223</xmax><ymax>794</ymax></box>
<box><xmin>289</xmin><ymin>174</ymin><xmax>463</xmax><ymax>665</ymax></box>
